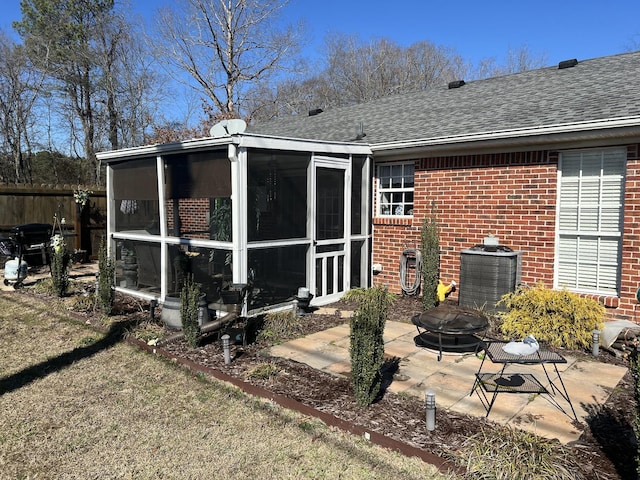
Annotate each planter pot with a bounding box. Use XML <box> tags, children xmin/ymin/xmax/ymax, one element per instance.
<box><xmin>160</xmin><ymin>296</ymin><xmax>182</xmax><ymax>330</ymax></box>
<box><xmin>161</xmin><ymin>294</ymin><xmax>210</xmax><ymax>330</ymax></box>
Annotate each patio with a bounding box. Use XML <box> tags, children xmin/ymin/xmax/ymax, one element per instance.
<box><xmin>269</xmin><ymin>308</ymin><xmax>628</xmax><ymax>444</ymax></box>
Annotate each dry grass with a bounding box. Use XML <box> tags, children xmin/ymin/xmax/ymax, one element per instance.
<box><xmin>0</xmin><ymin>293</ymin><xmax>455</xmax><ymax>479</ymax></box>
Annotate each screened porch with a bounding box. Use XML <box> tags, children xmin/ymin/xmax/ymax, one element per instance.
<box><xmin>99</xmin><ymin>135</ymin><xmax>372</xmax><ymax>315</ymax></box>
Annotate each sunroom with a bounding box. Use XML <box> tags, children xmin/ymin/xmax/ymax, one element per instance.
<box><xmin>97</xmin><ymin>133</ymin><xmax>373</xmax><ymax>316</ymax></box>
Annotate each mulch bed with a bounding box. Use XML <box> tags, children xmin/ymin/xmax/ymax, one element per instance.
<box><xmin>60</xmin><ymin>290</ymin><xmax>639</xmax><ymax>479</ymax></box>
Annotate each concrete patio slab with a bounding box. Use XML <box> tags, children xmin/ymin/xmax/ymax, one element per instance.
<box><xmin>268</xmin><ymin>320</ymin><xmax>629</xmax><ymax>444</ymax></box>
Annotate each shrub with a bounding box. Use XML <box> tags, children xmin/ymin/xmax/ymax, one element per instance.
<box><xmin>97</xmin><ymin>238</ymin><xmax>115</xmax><ymax>315</ymax></box>
<box><xmin>180</xmin><ymin>275</ymin><xmax>201</xmax><ymax>348</ymax></box>
<box><xmin>50</xmin><ymin>237</ymin><xmax>71</xmax><ymax>297</ymax></box>
<box><xmin>420</xmin><ymin>202</ymin><xmax>439</xmax><ymax>310</ymax></box>
<box><xmin>342</xmin><ymin>287</ymin><xmax>397</xmax><ymax>305</ymax></box>
<box><xmin>349</xmin><ymin>285</ymin><xmax>394</xmax><ymax>407</ymax></box>
<box><xmin>246</xmin><ymin>362</ymin><xmax>280</xmax><ymax>380</ymax></box>
<box><xmin>498</xmin><ymin>284</ymin><xmax>605</xmax><ymax>349</ymax></box>
<box><xmin>455</xmin><ymin>425</ymin><xmax>580</xmax><ymax>479</ymax></box>
<box><xmin>258</xmin><ymin>310</ymin><xmax>302</xmax><ymax>343</ymax></box>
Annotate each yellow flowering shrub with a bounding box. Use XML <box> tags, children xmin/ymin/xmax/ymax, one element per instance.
<box><xmin>498</xmin><ymin>284</ymin><xmax>605</xmax><ymax>350</ymax></box>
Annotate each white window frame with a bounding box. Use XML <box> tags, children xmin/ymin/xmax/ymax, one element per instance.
<box><xmin>555</xmin><ymin>147</ymin><xmax>626</xmax><ymax>296</ymax></box>
<box><xmin>376</xmin><ymin>162</ymin><xmax>414</xmax><ymax>216</ymax></box>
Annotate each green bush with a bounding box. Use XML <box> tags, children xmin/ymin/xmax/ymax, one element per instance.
<box><xmin>342</xmin><ymin>287</ymin><xmax>397</xmax><ymax>306</ymax></box>
<box><xmin>349</xmin><ymin>286</ymin><xmax>394</xmax><ymax>407</ymax></box>
<box><xmin>498</xmin><ymin>284</ymin><xmax>605</xmax><ymax>349</ymax></box>
<box><xmin>258</xmin><ymin>310</ymin><xmax>302</xmax><ymax>343</ymax></box>
<box><xmin>420</xmin><ymin>203</ymin><xmax>439</xmax><ymax>310</ymax></box>
<box><xmin>50</xmin><ymin>240</ymin><xmax>71</xmax><ymax>297</ymax></box>
<box><xmin>180</xmin><ymin>275</ymin><xmax>201</xmax><ymax>348</ymax></box>
<box><xmin>97</xmin><ymin>238</ymin><xmax>115</xmax><ymax>315</ymax></box>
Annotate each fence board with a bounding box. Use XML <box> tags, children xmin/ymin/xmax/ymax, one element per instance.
<box><xmin>0</xmin><ymin>185</ymin><xmax>106</xmax><ymax>258</ymax></box>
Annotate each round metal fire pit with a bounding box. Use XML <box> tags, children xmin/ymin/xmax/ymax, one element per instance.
<box><xmin>412</xmin><ymin>304</ymin><xmax>489</xmax><ymax>360</ymax></box>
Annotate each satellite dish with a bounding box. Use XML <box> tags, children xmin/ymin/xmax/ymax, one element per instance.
<box><xmin>226</xmin><ymin>118</ymin><xmax>247</xmax><ymax>134</ymax></box>
<box><xmin>209</xmin><ymin>121</ymin><xmax>228</xmax><ymax>138</ymax></box>
<box><xmin>209</xmin><ymin>118</ymin><xmax>247</xmax><ymax>138</ymax></box>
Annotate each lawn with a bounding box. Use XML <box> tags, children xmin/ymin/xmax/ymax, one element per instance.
<box><xmin>0</xmin><ymin>293</ymin><xmax>454</xmax><ymax>479</ymax></box>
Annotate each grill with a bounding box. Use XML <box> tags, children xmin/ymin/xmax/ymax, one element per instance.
<box><xmin>9</xmin><ymin>223</ymin><xmax>53</xmax><ymax>267</ymax></box>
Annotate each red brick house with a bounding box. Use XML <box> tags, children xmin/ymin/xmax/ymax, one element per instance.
<box><xmin>252</xmin><ymin>51</ymin><xmax>640</xmax><ymax>320</ymax></box>
<box><xmin>99</xmin><ymin>51</ymin><xmax>640</xmax><ymax>321</ymax></box>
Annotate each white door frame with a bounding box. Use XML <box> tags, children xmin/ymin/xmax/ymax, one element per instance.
<box><xmin>311</xmin><ymin>156</ymin><xmax>351</xmax><ymax>305</ymax></box>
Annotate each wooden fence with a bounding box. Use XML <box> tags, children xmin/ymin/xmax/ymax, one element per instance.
<box><xmin>0</xmin><ymin>185</ymin><xmax>107</xmax><ymax>259</ymax></box>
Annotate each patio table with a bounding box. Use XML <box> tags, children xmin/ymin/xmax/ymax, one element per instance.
<box><xmin>470</xmin><ymin>340</ymin><xmax>577</xmax><ymax>420</ymax></box>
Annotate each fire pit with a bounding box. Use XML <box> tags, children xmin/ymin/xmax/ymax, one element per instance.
<box><xmin>412</xmin><ymin>303</ymin><xmax>489</xmax><ymax>361</ymax></box>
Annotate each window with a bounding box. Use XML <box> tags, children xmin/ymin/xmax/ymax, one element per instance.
<box><xmin>112</xmin><ymin>158</ymin><xmax>160</xmax><ymax>235</ymax></box>
<box><xmin>556</xmin><ymin>148</ymin><xmax>625</xmax><ymax>295</ymax></box>
<box><xmin>247</xmin><ymin>151</ymin><xmax>309</xmax><ymax>241</ymax></box>
<box><xmin>377</xmin><ymin>162</ymin><xmax>414</xmax><ymax>216</ymax></box>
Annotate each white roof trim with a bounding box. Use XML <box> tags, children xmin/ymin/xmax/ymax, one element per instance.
<box><xmin>97</xmin><ymin>133</ymin><xmax>370</xmax><ymax>162</ymax></box>
<box><xmin>370</xmin><ymin>116</ymin><xmax>640</xmax><ymax>152</ymax></box>
<box><xmin>237</xmin><ymin>133</ymin><xmax>371</xmax><ymax>154</ymax></box>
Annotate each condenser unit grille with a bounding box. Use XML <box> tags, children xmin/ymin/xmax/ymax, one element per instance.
<box><xmin>459</xmin><ymin>248</ymin><xmax>522</xmax><ymax>311</ymax></box>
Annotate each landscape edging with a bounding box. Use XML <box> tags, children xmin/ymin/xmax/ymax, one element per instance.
<box><xmin>128</xmin><ymin>336</ymin><xmax>464</xmax><ymax>476</ymax></box>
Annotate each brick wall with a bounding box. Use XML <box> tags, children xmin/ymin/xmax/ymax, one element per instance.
<box><xmin>372</xmin><ymin>146</ymin><xmax>640</xmax><ymax>321</ymax></box>
<box><xmin>165</xmin><ymin>198</ymin><xmax>210</xmax><ymax>239</ymax></box>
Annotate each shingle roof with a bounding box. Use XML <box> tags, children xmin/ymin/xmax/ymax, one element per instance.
<box><xmin>249</xmin><ymin>51</ymin><xmax>640</xmax><ymax>146</ymax></box>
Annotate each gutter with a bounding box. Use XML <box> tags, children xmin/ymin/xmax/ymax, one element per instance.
<box><xmin>371</xmin><ymin>116</ymin><xmax>640</xmax><ymax>154</ymax></box>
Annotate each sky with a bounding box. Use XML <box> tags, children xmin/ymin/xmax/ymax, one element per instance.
<box><xmin>3</xmin><ymin>0</ymin><xmax>639</xmax><ymax>67</ymax></box>
<box><xmin>2</xmin><ymin>0</ymin><xmax>639</xmax><ymax>128</ymax></box>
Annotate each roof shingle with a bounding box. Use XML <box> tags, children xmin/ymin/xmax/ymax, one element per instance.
<box><xmin>249</xmin><ymin>51</ymin><xmax>640</xmax><ymax>146</ymax></box>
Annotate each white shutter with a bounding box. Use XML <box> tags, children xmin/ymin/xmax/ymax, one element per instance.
<box><xmin>556</xmin><ymin>148</ymin><xmax>625</xmax><ymax>294</ymax></box>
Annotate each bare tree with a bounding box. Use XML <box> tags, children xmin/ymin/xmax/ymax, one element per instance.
<box><xmin>14</xmin><ymin>0</ymin><xmax>118</xmax><ymax>184</ymax></box>
<box><xmin>0</xmin><ymin>30</ymin><xmax>43</xmax><ymax>183</ymax></box>
<box><xmin>470</xmin><ymin>44</ymin><xmax>548</xmax><ymax>79</ymax></box>
<box><xmin>151</xmin><ymin>0</ymin><xmax>303</xmax><ymax>120</ymax></box>
<box><xmin>94</xmin><ymin>12</ymin><xmax>166</xmax><ymax>150</ymax></box>
<box><xmin>250</xmin><ymin>34</ymin><xmax>467</xmax><ymax>122</ymax></box>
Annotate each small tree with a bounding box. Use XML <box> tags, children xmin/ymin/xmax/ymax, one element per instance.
<box><xmin>97</xmin><ymin>237</ymin><xmax>115</xmax><ymax>314</ymax></box>
<box><xmin>420</xmin><ymin>202</ymin><xmax>439</xmax><ymax>310</ymax></box>
<box><xmin>180</xmin><ymin>274</ymin><xmax>202</xmax><ymax>348</ymax></box>
<box><xmin>50</xmin><ymin>234</ymin><xmax>70</xmax><ymax>297</ymax></box>
<box><xmin>349</xmin><ymin>286</ymin><xmax>395</xmax><ymax>407</ymax></box>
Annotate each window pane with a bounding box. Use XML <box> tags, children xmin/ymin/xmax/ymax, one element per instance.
<box><xmin>247</xmin><ymin>150</ymin><xmax>309</xmax><ymax>241</ymax></box>
<box><xmin>316</xmin><ymin>167</ymin><xmax>344</xmax><ymax>240</ymax></box>
<box><xmin>377</xmin><ymin>162</ymin><xmax>414</xmax><ymax>216</ymax></box>
<box><xmin>164</xmin><ymin>150</ymin><xmax>232</xmax><ymax>241</ymax></box>
<box><xmin>112</xmin><ymin>158</ymin><xmax>161</xmax><ymax>234</ymax></box>
<box><xmin>351</xmin><ymin>156</ymin><xmax>365</xmax><ymax>235</ymax></box>
<box><xmin>350</xmin><ymin>240</ymin><xmax>364</xmax><ymax>288</ymax></box>
<box><xmin>557</xmin><ymin>148</ymin><xmax>625</xmax><ymax>294</ymax></box>
<box><xmin>248</xmin><ymin>245</ymin><xmax>307</xmax><ymax>310</ymax></box>
<box><xmin>115</xmin><ymin>240</ymin><xmax>161</xmax><ymax>293</ymax></box>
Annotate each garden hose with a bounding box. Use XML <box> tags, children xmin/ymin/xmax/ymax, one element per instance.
<box><xmin>399</xmin><ymin>248</ymin><xmax>421</xmax><ymax>296</ymax></box>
